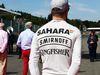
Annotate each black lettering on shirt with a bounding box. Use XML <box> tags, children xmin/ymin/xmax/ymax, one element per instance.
<box><xmin>37</xmin><ymin>28</ymin><xmax>70</xmax><ymax>36</ymax></box>
<box><xmin>38</xmin><ymin>36</ymin><xmax>72</xmax><ymax>48</ymax></box>
<box><xmin>40</xmin><ymin>49</ymin><xmax>70</xmax><ymax>57</ymax></box>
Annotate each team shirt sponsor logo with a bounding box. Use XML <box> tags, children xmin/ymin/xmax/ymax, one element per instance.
<box><xmin>37</xmin><ymin>28</ymin><xmax>70</xmax><ymax>36</ymax></box>
<box><xmin>37</xmin><ymin>28</ymin><xmax>73</xmax><ymax>57</ymax></box>
<box><xmin>38</xmin><ymin>36</ymin><xmax>72</xmax><ymax>48</ymax></box>
<box><xmin>69</xmin><ymin>30</ymin><xmax>74</xmax><ymax>33</ymax></box>
<box><xmin>37</xmin><ymin>28</ymin><xmax>74</xmax><ymax>36</ymax></box>
<box><xmin>39</xmin><ymin>49</ymin><xmax>69</xmax><ymax>57</ymax></box>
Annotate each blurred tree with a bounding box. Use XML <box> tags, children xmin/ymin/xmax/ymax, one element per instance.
<box><xmin>0</xmin><ymin>3</ymin><xmax>99</xmax><ymax>28</ymax></box>
<box><xmin>47</xmin><ymin>13</ymin><xmax>52</xmax><ymax>21</ymax></box>
<box><xmin>0</xmin><ymin>3</ymin><xmax>5</xmax><ymax>8</ymax></box>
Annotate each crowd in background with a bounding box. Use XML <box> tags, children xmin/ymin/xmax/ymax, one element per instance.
<box><xmin>0</xmin><ymin>22</ymin><xmax>99</xmax><ymax>75</ymax></box>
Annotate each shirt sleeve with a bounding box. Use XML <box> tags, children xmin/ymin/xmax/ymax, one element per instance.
<box><xmin>29</xmin><ymin>33</ymin><xmax>40</xmax><ymax>75</ymax></box>
<box><xmin>87</xmin><ymin>37</ymin><xmax>90</xmax><ymax>44</ymax></box>
<box><xmin>0</xmin><ymin>32</ymin><xmax>8</xmax><ymax>53</ymax></box>
<box><xmin>17</xmin><ymin>34</ymin><xmax>21</xmax><ymax>47</ymax></box>
<box><xmin>67</xmin><ymin>30</ymin><xmax>82</xmax><ymax>75</ymax></box>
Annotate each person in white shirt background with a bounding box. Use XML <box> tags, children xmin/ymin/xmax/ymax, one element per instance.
<box><xmin>0</xmin><ymin>23</ymin><xmax>8</xmax><ymax>75</ymax></box>
<box><xmin>29</xmin><ymin>0</ymin><xmax>82</xmax><ymax>75</ymax></box>
<box><xmin>17</xmin><ymin>22</ymin><xmax>34</xmax><ymax>75</ymax></box>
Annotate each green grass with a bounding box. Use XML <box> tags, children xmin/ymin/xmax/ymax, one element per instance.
<box><xmin>98</xmin><ymin>34</ymin><xmax>100</xmax><ymax>38</ymax></box>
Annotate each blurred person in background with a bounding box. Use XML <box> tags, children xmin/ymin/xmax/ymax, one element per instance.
<box><xmin>87</xmin><ymin>32</ymin><xmax>97</xmax><ymax>62</ymax></box>
<box><xmin>92</xmin><ymin>30</ymin><xmax>98</xmax><ymax>59</ymax></box>
<box><xmin>0</xmin><ymin>23</ymin><xmax>8</xmax><ymax>75</ymax></box>
<box><xmin>17</xmin><ymin>31</ymin><xmax>22</xmax><ymax>59</ymax></box>
<box><xmin>17</xmin><ymin>22</ymin><xmax>35</xmax><ymax>75</ymax></box>
<box><xmin>8</xmin><ymin>29</ymin><xmax>14</xmax><ymax>53</ymax></box>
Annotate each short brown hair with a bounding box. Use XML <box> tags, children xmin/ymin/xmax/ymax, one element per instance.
<box><xmin>52</xmin><ymin>8</ymin><xmax>66</xmax><ymax>17</ymax></box>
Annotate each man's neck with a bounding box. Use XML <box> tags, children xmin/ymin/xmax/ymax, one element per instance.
<box><xmin>52</xmin><ymin>16</ymin><xmax>66</xmax><ymax>21</ymax></box>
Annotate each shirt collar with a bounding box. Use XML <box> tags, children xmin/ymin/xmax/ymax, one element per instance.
<box><xmin>26</xmin><ymin>28</ymin><xmax>31</xmax><ymax>31</ymax></box>
<box><xmin>0</xmin><ymin>28</ymin><xmax>3</xmax><ymax>30</ymax></box>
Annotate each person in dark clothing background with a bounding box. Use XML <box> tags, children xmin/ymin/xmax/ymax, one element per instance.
<box><xmin>92</xmin><ymin>30</ymin><xmax>98</xmax><ymax>59</ymax></box>
<box><xmin>87</xmin><ymin>32</ymin><xmax>97</xmax><ymax>62</ymax></box>
<box><xmin>17</xmin><ymin>31</ymin><xmax>22</xmax><ymax>59</ymax></box>
<box><xmin>8</xmin><ymin>30</ymin><xmax>14</xmax><ymax>53</ymax></box>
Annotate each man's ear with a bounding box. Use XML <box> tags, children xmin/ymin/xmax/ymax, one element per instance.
<box><xmin>65</xmin><ymin>10</ymin><xmax>68</xmax><ymax>16</ymax></box>
<box><xmin>3</xmin><ymin>26</ymin><xmax>5</xmax><ymax>30</ymax></box>
<box><xmin>30</xmin><ymin>26</ymin><xmax>33</xmax><ymax>31</ymax></box>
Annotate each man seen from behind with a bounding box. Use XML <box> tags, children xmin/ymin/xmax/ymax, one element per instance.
<box><xmin>17</xmin><ymin>22</ymin><xmax>35</xmax><ymax>75</ymax></box>
<box><xmin>29</xmin><ymin>0</ymin><xmax>82</xmax><ymax>75</ymax></box>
